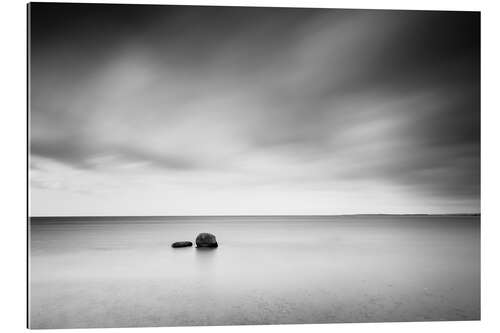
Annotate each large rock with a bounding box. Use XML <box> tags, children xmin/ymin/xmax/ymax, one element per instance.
<box><xmin>171</xmin><ymin>241</ymin><xmax>193</xmax><ymax>248</ymax></box>
<box><xmin>195</xmin><ymin>233</ymin><xmax>218</xmax><ymax>248</ymax></box>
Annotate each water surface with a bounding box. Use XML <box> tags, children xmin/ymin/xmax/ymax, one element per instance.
<box><xmin>29</xmin><ymin>215</ymin><xmax>480</xmax><ymax>328</ymax></box>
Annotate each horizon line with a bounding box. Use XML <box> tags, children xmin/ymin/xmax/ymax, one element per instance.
<box><xmin>29</xmin><ymin>213</ymin><xmax>481</xmax><ymax>218</ymax></box>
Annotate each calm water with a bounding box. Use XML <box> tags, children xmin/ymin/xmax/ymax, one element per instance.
<box><xmin>29</xmin><ymin>215</ymin><xmax>480</xmax><ymax>329</ymax></box>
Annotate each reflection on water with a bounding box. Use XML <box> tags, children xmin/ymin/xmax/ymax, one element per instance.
<box><xmin>29</xmin><ymin>215</ymin><xmax>480</xmax><ymax>328</ymax></box>
<box><xmin>195</xmin><ymin>247</ymin><xmax>218</xmax><ymax>277</ymax></box>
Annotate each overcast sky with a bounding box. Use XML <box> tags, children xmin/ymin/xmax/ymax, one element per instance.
<box><xmin>29</xmin><ymin>4</ymin><xmax>480</xmax><ymax>216</ymax></box>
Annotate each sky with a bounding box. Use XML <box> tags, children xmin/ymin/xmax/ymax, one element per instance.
<box><xmin>29</xmin><ymin>4</ymin><xmax>480</xmax><ymax>216</ymax></box>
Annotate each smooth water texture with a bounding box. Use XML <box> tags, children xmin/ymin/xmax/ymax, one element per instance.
<box><xmin>29</xmin><ymin>215</ymin><xmax>480</xmax><ymax>328</ymax></box>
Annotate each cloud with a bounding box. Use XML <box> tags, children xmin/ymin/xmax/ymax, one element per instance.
<box><xmin>31</xmin><ymin>139</ymin><xmax>201</xmax><ymax>171</ymax></box>
<box><xmin>29</xmin><ymin>4</ymin><xmax>480</xmax><ymax>215</ymax></box>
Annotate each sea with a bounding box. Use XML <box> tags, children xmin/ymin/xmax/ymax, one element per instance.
<box><xmin>28</xmin><ymin>215</ymin><xmax>480</xmax><ymax>329</ymax></box>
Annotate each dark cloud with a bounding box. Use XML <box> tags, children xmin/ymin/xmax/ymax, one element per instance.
<box><xmin>31</xmin><ymin>140</ymin><xmax>201</xmax><ymax>171</ymax></box>
<box><xmin>29</xmin><ymin>4</ymin><xmax>480</xmax><ymax>214</ymax></box>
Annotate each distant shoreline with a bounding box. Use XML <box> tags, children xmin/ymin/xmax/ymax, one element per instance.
<box><xmin>30</xmin><ymin>213</ymin><xmax>481</xmax><ymax>220</ymax></box>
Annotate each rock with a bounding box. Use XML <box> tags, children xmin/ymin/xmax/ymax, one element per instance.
<box><xmin>171</xmin><ymin>241</ymin><xmax>193</xmax><ymax>248</ymax></box>
<box><xmin>195</xmin><ymin>233</ymin><xmax>218</xmax><ymax>248</ymax></box>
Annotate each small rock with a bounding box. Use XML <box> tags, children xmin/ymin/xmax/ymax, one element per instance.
<box><xmin>195</xmin><ymin>233</ymin><xmax>218</xmax><ymax>248</ymax></box>
<box><xmin>171</xmin><ymin>241</ymin><xmax>193</xmax><ymax>248</ymax></box>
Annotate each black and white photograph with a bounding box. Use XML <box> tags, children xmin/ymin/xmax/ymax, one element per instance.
<box><xmin>28</xmin><ymin>2</ymin><xmax>480</xmax><ymax>329</ymax></box>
